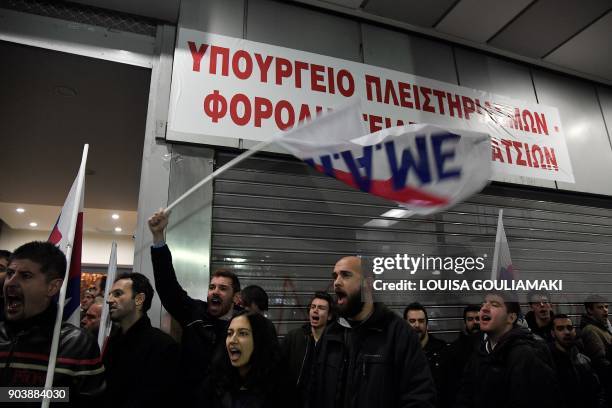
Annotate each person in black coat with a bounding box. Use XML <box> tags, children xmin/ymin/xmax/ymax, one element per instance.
<box><xmin>548</xmin><ymin>314</ymin><xmax>606</xmax><ymax>408</ymax></box>
<box><xmin>311</xmin><ymin>256</ymin><xmax>436</xmax><ymax>408</ymax></box>
<box><xmin>198</xmin><ymin>311</ymin><xmax>290</xmax><ymax>408</ymax></box>
<box><xmin>525</xmin><ymin>290</ymin><xmax>554</xmax><ymax>341</ymax></box>
<box><xmin>455</xmin><ymin>292</ymin><xmax>562</xmax><ymax>408</ymax></box>
<box><xmin>103</xmin><ymin>272</ymin><xmax>179</xmax><ymax>408</ymax></box>
<box><xmin>281</xmin><ymin>291</ymin><xmax>335</xmax><ymax>407</ymax></box>
<box><xmin>148</xmin><ymin>210</ymin><xmax>241</xmax><ymax>402</ymax></box>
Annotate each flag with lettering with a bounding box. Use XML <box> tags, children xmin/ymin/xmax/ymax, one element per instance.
<box><xmin>48</xmin><ymin>149</ymin><xmax>87</xmax><ymax>326</ymax></box>
<box><xmin>274</xmin><ymin>102</ymin><xmax>491</xmax><ymax>214</ymax></box>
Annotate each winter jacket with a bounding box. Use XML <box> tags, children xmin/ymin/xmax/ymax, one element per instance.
<box><xmin>103</xmin><ymin>315</ymin><xmax>180</xmax><ymax>408</ymax></box>
<box><xmin>0</xmin><ymin>304</ymin><xmax>105</xmax><ymax>407</ymax></box>
<box><xmin>311</xmin><ymin>303</ymin><xmax>436</xmax><ymax>408</ymax></box>
<box><xmin>580</xmin><ymin>314</ymin><xmax>612</xmax><ymax>370</ymax></box>
<box><xmin>439</xmin><ymin>332</ymin><xmax>481</xmax><ymax>408</ymax></box>
<box><xmin>548</xmin><ymin>342</ymin><xmax>606</xmax><ymax>408</ymax></box>
<box><xmin>525</xmin><ymin>310</ymin><xmax>554</xmax><ymax>342</ymax></box>
<box><xmin>422</xmin><ymin>333</ymin><xmax>448</xmax><ymax>391</ymax></box>
<box><xmin>454</xmin><ymin>326</ymin><xmax>562</xmax><ymax>408</ymax></box>
<box><xmin>281</xmin><ymin>323</ymin><xmax>317</xmax><ymax>407</ymax></box>
<box><xmin>151</xmin><ymin>244</ymin><xmax>230</xmax><ymax>396</ymax></box>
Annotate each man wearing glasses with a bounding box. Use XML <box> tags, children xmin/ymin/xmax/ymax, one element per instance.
<box><xmin>526</xmin><ymin>290</ymin><xmax>555</xmax><ymax>341</ymax></box>
<box><xmin>548</xmin><ymin>314</ymin><xmax>606</xmax><ymax>408</ymax></box>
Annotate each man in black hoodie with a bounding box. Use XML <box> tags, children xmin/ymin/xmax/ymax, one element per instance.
<box><xmin>455</xmin><ymin>292</ymin><xmax>562</xmax><ymax>408</ymax></box>
<box><xmin>311</xmin><ymin>256</ymin><xmax>435</xmax><ymax>408</ymax></box>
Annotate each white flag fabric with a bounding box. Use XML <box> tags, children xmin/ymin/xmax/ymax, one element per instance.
<box><xmin>98</xmin><ymin>241</ymin><xmax>117</xmax><ymax>353</ymax></box>
<box><xmin>490</xmin><ymin>209</ymin><xmax>517</xmax><ymax>281</ymax></box>
<box><xmin>274</xmin><ymin>102</ymin><xmax>492</xmax><ymax>214</ymax></box>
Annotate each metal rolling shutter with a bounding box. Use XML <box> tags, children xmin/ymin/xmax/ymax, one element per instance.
<box><xmin>210</xmin><ymin>151</ymin><xmax>612</xmax><ymax>342</ymax></box>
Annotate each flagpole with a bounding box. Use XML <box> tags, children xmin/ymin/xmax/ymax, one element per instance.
<box><xmin>42</xmin><ymin>145</ymin><xmax>89</xmax><ymax>408</ymax></box>
<box><xmin>490</xmin><ymin>209</ymin><xmax>503</xmax><ymax>281</ymax></box>
<box><xmin>98</xmin><ymin>241</ymin><xmax>117</xmax><ymax>352</ymax></box>
<box><xmin>165</xmin><ymin>138</ymin><xmax>274</xmax><ymax>212</ymax></box>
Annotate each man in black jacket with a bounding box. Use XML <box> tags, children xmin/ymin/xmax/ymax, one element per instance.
<box><xmin>282</xmin><ymin>291</ymin><xmax>334</xmax><ymax>406</ymax></box>
<box><xmin>103</xmin><ymin>272</ymin><xmax>179</xmax><ymax>407</ymax></box>
<box><xmin>525</xmin><ymin>290</ymin><xmax>554</xmax><ymax>341</ymax></box>
<box><xmin>404</xmin><ymin>302</ymin><xmax>448</xmax><ymax>391</ymax></box>
<box><xmin>548</xmin><ymin>314</ymin><xmax>606</xmax><ymax>408</ymax></box>
<box><xmin>455</xmin><ymin>292</ymin><xmax>562</xmax><ymax>408</ymax></box>
<box><xmin>0</xmin><ymin>242</ymin><xmax>105</xmax><ymax>407</ymax></box>
<box><xmin>439</xmin><ymin>305</ymin><xmax>481</xmax><ymax>408</ymax></box>
<box><xmin>147</xmin><ymin>210</ymin><xmax>241</xmax><ymax>399</ymax></box>
<box><xmin>311</xmin><ymin>256</ymin><xmax>435</xmax><ymax>408</ymax></box>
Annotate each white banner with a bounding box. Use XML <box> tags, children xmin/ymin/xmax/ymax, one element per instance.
<box><xmin>274</xmin><ymin>102</ymin><xmax>492</xmax><ymax>214</ymax></box>
<box><xmin>168</xmin><ymin>28</ymin><xmax>574</xmax><ymax>183</ymax></box>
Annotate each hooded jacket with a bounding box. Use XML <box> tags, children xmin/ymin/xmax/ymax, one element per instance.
<box><xmin>454</xmin><ymin>326</ymin><xmax>562</xmax><ymax>408</ymax></box>
<box><xmin>311</xmin><ymin>303</ymin><xmax>436</xmax><ymax>408</ymax></box>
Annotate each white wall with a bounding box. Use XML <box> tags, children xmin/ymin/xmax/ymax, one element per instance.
<box><xmin>0</xmin><ymin>227</ymin><xmax>134</xmax><ymax>267</ymax></box>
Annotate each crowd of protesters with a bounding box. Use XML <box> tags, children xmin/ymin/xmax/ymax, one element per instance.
<box><xmin>0</xmin><ymin>210</ymin><xmax>610</xmax><ymax>408</ymax></box>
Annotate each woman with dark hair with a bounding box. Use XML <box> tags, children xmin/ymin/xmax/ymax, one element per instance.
<box><xmin>197</xmin><ymin>311</ymin><xmax>289</xmax><ymax>408</ymax></box>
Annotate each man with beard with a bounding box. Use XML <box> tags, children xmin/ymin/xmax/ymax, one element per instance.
<box><xmin>148</xmin><ymin>210</ymin><xmax>241</xmax><ymax>402</ymax></box>
<box><xmin>525</xmin><ymin>290</ymin><xmax>554</xmax><ymax>341</ymax></box>
<box><xmin>0</xmin><ymin>241</ymin><xmax>104</xmax><ymax>407</ymax></box>
<box><xmin>548</xmin><ymin>314</ymin><xmax>606</xmax><ymax>408</ymax></box>
<box><xmin>311</xmin><ymin>256</ymin><xmax>435</xmax><ymax>408</ymax></box>
<box><xmin>438</xmin><ymin>305</ymin><xmax>481</xmax><ymax>408</ymax></box>
<box><xmin>455</xmin><ymin>292</ymin><xmax>562</xmax><ymax>408</ymax></box>
<box><xmin>404</xmin><ymin>302</ymin><xmax>448</xmax><ymax>391</ymax></box>
<box><xmin>103</xmin><ymin>273</ymin><xmax>179</xmax><ymax>407</ymax></box>
<box><xmin>282</xmin><ymin>291</ymin><xmax>334</xmax><ymax>407</ymax></box>
<box><xmin>81</xmin><ymin>298</ymin><xmax>102</xmax><ymax>339</ymax></box>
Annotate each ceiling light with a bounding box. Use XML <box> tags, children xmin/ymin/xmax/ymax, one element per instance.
<box><xmin>111</xmin><ymin>214</ymin><xmax>120</xmax><ymax>220</ymax></box>
<box><xmin>16</xmin><ymin>208</ymin><xmax>25</xmax><ymax>213</ymax></box>
<box><xmin>29</xmin><ymin>222</ymin><xmax>38</xmax><ymax>227</ymax></box>
<box><xmin>114</xmin><ymin>227</ymin><xmax>122</xmax><ymax>232</ymax></box>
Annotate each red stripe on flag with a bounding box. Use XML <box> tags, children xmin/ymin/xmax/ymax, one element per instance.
<box><xmin>315</xmin><ymin>165</ymin><xmax>449</xmax><ymax>207</ymax></box>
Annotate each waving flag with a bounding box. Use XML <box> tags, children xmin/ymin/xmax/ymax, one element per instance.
<box><xmin>274</xmin><ymin>102</ymin><xmax>492</xmax><ymax>214</ymax></box>
<box><xmin>490</xmin><ymin>209</ymin><xmax>518</xmax><ymax>282</ymax></box>
<box><xmin>48</xmin><ymin>147</ymin><xmax>87</xmax><ymax>325</ymax></box>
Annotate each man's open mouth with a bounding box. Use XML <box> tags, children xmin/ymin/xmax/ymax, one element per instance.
<box><xmin>210</xmin><ymin>297</ymin><xmax>222</xmax><ymax>305</ymax></box>
<box><xmin>480</xmin><ymin>315</ymin><xmax>491</xmax><ymax>322</ymax></box>
<box><xmin>5</xmin><ymin>294</ymin><xmax>23</xmax><ymax>313</ymax></box>
<box><xmin>335</xmin><ymin>290</ymin><xmax>347</xmax><ymax>305</ymax></box>
<box><xmin>311</xmin><ymin>315</ymin><xmax>320</xmax><ymax>322</ymax></box>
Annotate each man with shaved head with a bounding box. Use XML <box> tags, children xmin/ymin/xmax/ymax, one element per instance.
<box><xmin>310</xmin><ymin>256</ymin><xmax>436</xmax><ymax>408</ymax></box>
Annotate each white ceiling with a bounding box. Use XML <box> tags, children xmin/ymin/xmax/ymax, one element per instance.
<box><xmin>0</xmin><ymin>40</ymin><xmax>150</xmax><ymax>237</ymax></box>
<box><xmin>69</xmin><ymin>0</ymin><xmax>612</xmax><ymax>85</ymax></box>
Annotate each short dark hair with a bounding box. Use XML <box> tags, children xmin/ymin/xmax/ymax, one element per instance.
<box><xmin>552</xmin><ymin>313</ymin><xmax>570</xmax><ymax>324</ymax></box>
<box><xmin>97</xmin><ymin>276</ymin><xmax>107</xmax><ymax>292</ymax></box>
<box><xmin>115</xmin><ymin>272</ymin><xmax>154</xmax><ymax>313</ymax></box>
<box><xmin>404</xmin><ymin>302</ymin><xmax>428</xmax><ymax>324</ymax></box>
<box><xmin>0</xmin><ymin>249</ymin><xmax>12</xmax><ymax>261</ymax></box>
<box><xmin>212</xmin><ymin>268</ymin><xmax>240</xmax><ymax>293</ymax></box>
<box><xmin>527</xmin><ymin>290</ymin><xmax>550</xmax><ymax>304</ymax></box>
<box><xmin>241</xmin><ymin>285</ymin><xmax>269</xmax><ymax>311</ymax></box>
<box><xmin>310</xmin><ymin>291</ymin><xmax>336</xmax><ymax>320</ymax></box>
<box><xmin>463</xmin><ymin>304</ymin><xmax>481</xmax><ymax>320</ymax></box>
<box><xmin>584</xmin><ymin>295</ymin><xmax>607</xmax><ymax>311</ymax></box>
<box><xmin>10</xmin><ymin>241</ymin><xmax>66</xmax><ymax>281</ymax></box>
